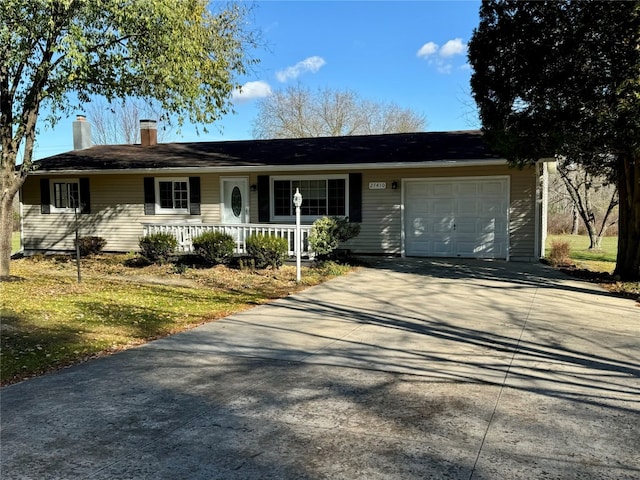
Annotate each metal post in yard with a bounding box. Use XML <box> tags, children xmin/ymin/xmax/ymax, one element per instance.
<box><xmin>293</xmin><ymin>188</ymin><xmax>303</xmax><ymax>282</ymax></box>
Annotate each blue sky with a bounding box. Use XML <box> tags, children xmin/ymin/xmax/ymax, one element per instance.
<box><xmin>33</xmin><ymin>0</ymin><xmax>482</xmax><ymax>159</ymax></box>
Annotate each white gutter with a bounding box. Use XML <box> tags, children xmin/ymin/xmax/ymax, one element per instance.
<box><xmin>28</xmin><ymin>158</ymin><xmax>509</xmax><ymax>176</ymax></box>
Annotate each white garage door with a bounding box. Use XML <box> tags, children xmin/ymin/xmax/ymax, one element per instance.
<box><xmin>404</xmin><ymin>177</ymin><xmax>509</xmax><ymax>259</ymax></box>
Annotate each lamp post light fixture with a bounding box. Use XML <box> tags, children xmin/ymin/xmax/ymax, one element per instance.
<box><xmin>293</xmin><ymin>188</ymin><xmax>303</xmax><ymax>282</ymax></box>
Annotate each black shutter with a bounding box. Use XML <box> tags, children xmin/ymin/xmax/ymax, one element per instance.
<box><xmin>40</xmin><ymin>178</ymin><xmax>50</xmax><ymax>214</ymax></box>
<box><xmin>348</xmin><ymin>173</ymin><xmax>362</xmax><ymax>222</ymax></box>
<box><xmin>189</xmin><ymin>177</ymin><xmax>201</xmax><ymax>215</ymax></box>
<box><xmin>257</xmin><ymin>175</ymin><xmax>270</xmax><ymax>222</ymax></box>
<box><xmin>143</xmin><ymin>177</ymin><xmax>155</xmax><ymax>215</ymax></box>
<box><xmin>79</xmin><ymin>178</ymin><xmax>90</xmax><ymax>214</ymax></box>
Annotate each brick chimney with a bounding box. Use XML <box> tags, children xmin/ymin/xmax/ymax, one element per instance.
<box><xmin>72</xmin><ymin>115</ymin><xmax>92</xmax><ymax>150</ymax></box>
<box><xmin>140</xmin><ymin>119</ymin><xmax>157</xmax><ymax>146</ymax></box>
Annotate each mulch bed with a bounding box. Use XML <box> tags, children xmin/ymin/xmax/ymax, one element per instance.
<box><xmin>557</xmin><ymin>265</ymin><xmax>640</xmax><ymax>302</ymax></box>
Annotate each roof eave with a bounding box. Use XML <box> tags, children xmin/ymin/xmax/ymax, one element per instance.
<box><xmin>28</xmin><ymin>158</ymin><xmax>508</xmax><ymax>175</ymax></box>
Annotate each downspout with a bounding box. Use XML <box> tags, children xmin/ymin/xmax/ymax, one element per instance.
<box><xmin>535</xmin><ymin>159</ymin><xmax>555</xmax><ymax>260</ymax></box>
<box><xmin>541</xmin><ymin>161</ymin><xmax>549</xmax><ymax>258</ymax></box>
<box><xmin>534</xmin><ymin>162</ymin><xmax>542</xmax><ymax>260</ymax></box>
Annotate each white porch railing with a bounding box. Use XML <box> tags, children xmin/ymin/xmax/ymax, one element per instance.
<box><xmin>142</xmin><ymin>223</ymin><xmax>314</xmax><ymax>257</ymax></box>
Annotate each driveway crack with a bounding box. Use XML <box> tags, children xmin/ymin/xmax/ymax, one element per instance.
<box><xmin>468</xmin><ymin>284</ymin><xmax>539</xmax><ymax>479</ymax></box>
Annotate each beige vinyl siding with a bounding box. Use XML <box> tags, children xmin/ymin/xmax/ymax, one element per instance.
<box><xmin>21</xmin><ymin>173</ymin><xmax>224</xmax><ymax>253</ymax></box>
<box><xmin>507</xmin><ymin>166</ymin><xmax>538</xmax><ymax>261</ymax></box>
<box><xmin>21</xmin><ymin>165</ymin><xmax>538</xmax><ymax>260</ymax></box>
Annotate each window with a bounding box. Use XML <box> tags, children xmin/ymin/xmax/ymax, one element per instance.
<box><xmin>47</xmin><ymin>179</ymin><xmax>85</xmax><ymax>213</ymax></box>
<box><xmin>272</xmin><ymin>176</ymin><xmax>347</xmax><ymax>220</ymax></box>
<box><xmin>155</xmin><ymin>178</ymin><xmax>189</xmax><ymax>213</ymax></box>
<box><xmin>53</xmin><ymin>181</ymin><xmax>79</xmax><ymax>209</ymax></box>
<box><xmin>41</xmin><ymin>178</ymin><xmax>90</xmax><ymax>215</ymax></box>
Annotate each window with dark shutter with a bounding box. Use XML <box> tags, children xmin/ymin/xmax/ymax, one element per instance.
<box><xmin>257</xmin><ymin>175</ymin><xmax>270</xmax><ymax>222</ymax></box>
<box><xmin>189</xmin><ymin>177</ymin><xmax>201</xmax><ymax>215</ymax></box>
<box><xmin>349</xmin><ymin>173</ymin><xmax>362</xmax><ymax>222</ymax></box>
<box><xmin>79</xmin><ymin>178</ymin><xmax>91</xmax><ymax>214</ymax></box>
<box><xmin>143</xmin><ymin>177</ymin><xmax>155</xmax><ymax>215</ymax></box>
<box><xmin>40</xmin><ymin>178</ymin><xmax>51</xmax><ymax>214</ymax></box>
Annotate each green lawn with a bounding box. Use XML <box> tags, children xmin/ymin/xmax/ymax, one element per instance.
<box><xmin>11</xmin><ymin>231</ymin><xmax>21</xmax><ymax>253</ymax></box>
<box><xmin>0</xmin><ymin>254</ymin><xmax>354</xmax><ymax>385</ymax></box>
<box><xmin>546</xmin><ymin>234</ymin><xmax>617</xmax><ymax>273</ymax></box>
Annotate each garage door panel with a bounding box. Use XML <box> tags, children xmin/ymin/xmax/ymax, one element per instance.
<box><xmin>458</xmin><ymin>182</ymin><xmax>479</xmax><ymax>195</ymax></box>
<box><xmin>433</xmin><ymin>238</ymin><xmax>455</xmax><ymax>256</ymax></box>
<box><xmin>404</xmin><ymin>178</ymin><xmax>509</xmax><ymax>259</ymax></box>
<box><xmin>432</xmin><ymin>199</ymin><xmax>454</xmax><ymax>214</ymax></box>
<box><xmin>455</xmin><ymin>218</ymin><xmax>481</xmax><ymax>235</ymax></box>
<box><xmin>457</xmin><ymin>202</ymin><xmax>479</xmax><ymax>215</ymax></box>
<box><xmin>433</xmin><ymin>218</ymin><xmax>454</xmax><ymax>233</ymax></box>
<box><xmin>432</xmin><ymin>183</ymin><xmax>455</xmax><ymax>196</ymax></box>
<box><xmin>480</xmin><ymin>202</ymin><xmax>506</xmax><ymax>214</ymax></box>
<box><xmin>480</xmin><ymin>181</ymin><xmax>507</xmax><ymax>195</ymax></box>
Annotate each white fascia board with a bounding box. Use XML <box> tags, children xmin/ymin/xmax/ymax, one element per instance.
<box><xmin>29</xmin><ymin>158</ymin><xmax>508</xmax><ymax>176</ymax></box>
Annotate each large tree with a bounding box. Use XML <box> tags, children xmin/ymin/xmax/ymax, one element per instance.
<box><xmin>252</xmin><ymin>84</ymin><xmax>426</xmax><ymax>139</ymax></box>
<box><xmin>0</xmin><ymin>0</ymin><xmax>257</xmax><ymax>278</ymax></box>
<box><xmin>555</xmin><ymin>159</ymin><xmax>619</xmax><ymax>249</ymax></box>
<box><xmin>86</xmin><ymin>98</ymin><xmax>172</xmax><ymax>145</ymax></box>
<box><xmin>468</xmin><ymin>0</ymin><xmax>640</xmax><ymax>280</ymax></box>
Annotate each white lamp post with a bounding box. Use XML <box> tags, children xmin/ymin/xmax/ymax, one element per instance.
<box><xmin>293</xmin><ymin>188</ymin><xmax>303</xmax><ymax>282</ymax></box>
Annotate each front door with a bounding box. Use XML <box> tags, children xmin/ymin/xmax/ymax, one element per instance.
<box><xmin>221</xmin><ymin>177</ymin><xmax>248</xmax><ymax>224</ymax></box>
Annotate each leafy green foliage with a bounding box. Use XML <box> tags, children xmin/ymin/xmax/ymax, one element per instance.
<box><xmin>468</xmin><ymin>0</ymin><xmax>640</xmax><ymax>280</ymax></box>
<box><xmin>0</xmin><ymin>0</ymin><xmax>258</xmax><ymax>277</ymax></box>
<box><xmin>139</xmin><ymin>233</ymin><xmax>178</xmax><ymax>264</ymax></box>
<box><xmin>192</xmin><ymin>231</ymin><xmax>235</xmax><ymax>266</ymax></box>
<box><xmin>309</xmin><ymin>216</ymin><xmax>361</xmax><ymax>260</ymax></box>
<box><xmin>75</xmin><ymin>236</ymin><xmax>107</xmax><ymax>257</ymax></box>
<box><xmin>246</xmin><ymin>234</ymin><xmax>288</xmax><ymax>269</ymax></box>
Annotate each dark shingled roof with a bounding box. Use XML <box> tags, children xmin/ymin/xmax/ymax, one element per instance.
<box><xmin>33</xmin><ymin>130</ymin><xmax>503</xmax><ymax>172</ymax></box>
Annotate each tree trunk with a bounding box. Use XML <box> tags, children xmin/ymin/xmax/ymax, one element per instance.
<box><xmin>0</xmin><ymin>194</ymin><xmax>14</xmax><ymax>279</ymax></box>
<box><xmin>1</xmin><ymin>145</ymin><xmax>28</xmax><ymax>279</ymax></box>
<box><xmin>571</xmin><ymin>205</ymin><xmax>579</xmax><ymax>234</ymax></box>
<box><xmin>614</xmin><ymin>154</ymin><xmax>640</xmax><ymax>281</ymax></box>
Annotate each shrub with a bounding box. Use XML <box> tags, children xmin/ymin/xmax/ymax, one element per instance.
<box><xmin>548</xmin><ymin>240</ymin><xmax>572</xmax><ymax>267</ymax></box>
<box><xmin>246</xmin><ymin>234</ymin><xmax>288</xmax><ymax>269</ymax></box>
<box><xmin>309</xmin><ymin>216</ymin><xmax>361</xmax><ymax>260</ymax></box>
<box><xmin>75</xmin><ymin>236</ymin><xmax>107</xmax><ymax>257</ymax></box>
<box><xmin>192</xmin><ymin>231</ymin><xmax>235</xmax><ymax>266</ymax></box>
<box><xmin>138</xmin><ymin>232</ymin><xmax>178</xmax><ymax>264</ymax></box>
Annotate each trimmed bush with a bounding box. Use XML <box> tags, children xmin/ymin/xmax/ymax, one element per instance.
<box><xmin>246</xmin><ymin>234</ymin><xmax>288</xmax><ymax>269</ymax></box>
<box><xmin>75</xmin><ymin>236</ymin><xmax>107</xmax><ymax>257</ymax></box>
<box><xmin>309</xmin><ymin>216</ymin><xmax>361</xmax><ymax>260</ymax></box>
<box><xmin>138</xmin><ymin>232</ymin><xmax>178</xmax><ymax>264</ymax></box>
<box><xmin>192</xmin><ymin>231</ymin><xmax>235</xmax><ymax>266</ymax></box>
<box><xmin>548</xmin><ymin>240</ymin><xmax>572</xmax><ymax>267</ymax></box>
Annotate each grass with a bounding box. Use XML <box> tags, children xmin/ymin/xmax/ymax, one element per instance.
<box><xmin>0</xmin><ymin>254</ymin><xmax>354</xmax><ymax>386</ymax></box>
<box><xmin>546</xmin><ymin>234</ymin><xmax>639</xmax><ymax>300</ymax></box>
<box><xmin>546</xmin><ymin>234</ymin><xmax>617</xmax><ymax>273</ymax></box>
<box><xmin>11</xmin><ymin>231</ymin><xmax>20</xmax><ymax>254</ymax></box>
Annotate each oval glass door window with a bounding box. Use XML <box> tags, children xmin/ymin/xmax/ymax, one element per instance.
<box><xmin>231</xmin><ymin>186</ymin><xmax>242</xmax><ymax>217</ymax></box>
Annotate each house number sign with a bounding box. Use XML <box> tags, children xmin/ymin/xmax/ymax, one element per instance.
<box><xmin>368</xmin><ymin>182</ymin><xmax>387</xmax><ymax>190</ymax></box>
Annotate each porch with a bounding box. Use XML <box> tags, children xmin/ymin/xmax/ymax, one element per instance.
<box><xmin>142</xmin><ymin>222</ymin><xmax>314</xmax><ymax>257</ymax></box>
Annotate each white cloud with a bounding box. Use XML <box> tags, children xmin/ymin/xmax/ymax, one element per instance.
<box><xmin>440</xmin><ymin>38</ymin><xmax>466</xmax><ymax>57</ymax></box>
<box><xmin>417</xmin><ymin>38</ymin><xmax>467</xmax><ymax>74</ymax></box>
<box><xmin>416</xmin><ymin>41</ymin><xmax>439</xmax><ymax>58</ymax></box>
<box><xmin>276</xmin><ymin>56</ymin><xmax>326</xmax><ymax>82</ymax></box>
<box><xmin>232</xmin><ymin>81</ymin><xmax>272</xmax><ymax>102</ymax></box>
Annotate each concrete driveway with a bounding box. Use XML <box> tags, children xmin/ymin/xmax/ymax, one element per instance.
<box><xmin>1</xmin><ymin>258</ymin><xmax>638</xmax><ymax>479</ymax></box>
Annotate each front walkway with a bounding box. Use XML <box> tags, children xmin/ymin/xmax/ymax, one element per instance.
<box><xmin>1</xmin><ymin>259</ymin><xmax>638</xmax><ymax>479</ymax></box>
